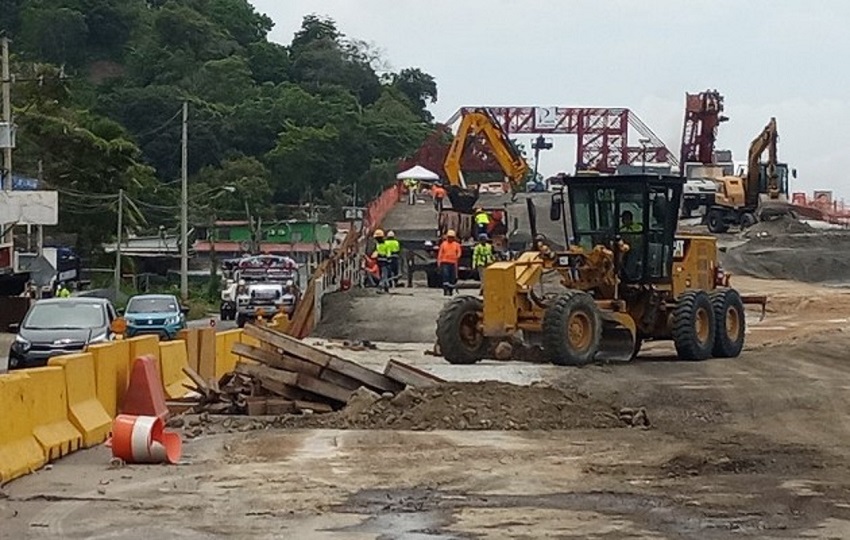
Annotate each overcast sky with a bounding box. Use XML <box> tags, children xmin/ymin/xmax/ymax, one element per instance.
<box><xmin>251</xmin><ymin>0</ymin><xmax>850</xmax><ymax>198</ymax></box>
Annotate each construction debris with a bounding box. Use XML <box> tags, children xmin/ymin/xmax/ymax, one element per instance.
<box><xmin>182</xmin><ymin>324</ymin><xmax>445</xmax><ymax>417</ymax></box>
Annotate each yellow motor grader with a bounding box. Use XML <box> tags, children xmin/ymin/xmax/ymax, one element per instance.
<box><xmin>436</xmin><ymin>174</ymin><xmax>766</xmax><ymax>365</ymax></box>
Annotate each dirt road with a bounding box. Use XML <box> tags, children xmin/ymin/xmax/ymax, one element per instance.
<box><xmin>4</xmin><ymin>277</ymin><xmax>850</xmax><ymax>538</ymax></box>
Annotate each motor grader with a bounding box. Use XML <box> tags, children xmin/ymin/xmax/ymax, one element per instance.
<box><xmin>436</xmin><ymin>174</ymin><xmax>765</xmax><ymax>365</ymax></box>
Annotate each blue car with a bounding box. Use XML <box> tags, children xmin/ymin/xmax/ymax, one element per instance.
<box><xmin>123</xmin><ymin>294</ymin><xmax>188</xmax><ymax>340</ymax></box>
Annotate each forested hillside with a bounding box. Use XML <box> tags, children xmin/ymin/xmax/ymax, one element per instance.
<box><xmin>1</xmin><ymin>1</ymin><xmax>437</xmax><ymax>251</ymax></box>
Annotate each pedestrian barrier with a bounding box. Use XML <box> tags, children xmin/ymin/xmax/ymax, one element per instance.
<box><xmin>111</xmin><ymin>414</ymin><xmax>182</xmax><ymax>465</ymax></box>
<box><xmin>128</xmin><ymin>335</ymin><xmax>160</xmax><ymax>377</ymax></box>
<box><xmin>87</xmin><ymin>342</ymin><xmax>121</xmax><ymax>417</ymax></box>
<box><xmin>178</xmin><ymin>328</ymin><xmax>201</xmax><ymax>373</ymax></box>
<box><xmin>215</xmin><ymin>329</ymin><xmax>242</xmax><ymax>378</ymax></box>
<box><xmin>198</xmin><ymin>327</ymin><xmax>217</xmax><ymax>380</ymax></box>
<box><xmin>48</xmin><ymin>353</ymin><xmax>112</xmax><ymax>448</ymax></box>
<box><xmin>0</xmin><ymin>372</ymin><xmax>46</xmax><ymax>483</ymax></box>
<box><xmin>159</xmin><ymin>340</ymin><xmax>191</xmax><ymax>399</ymax></box>
<box><xmin>27</xmin><ymin>367</ymin><xmax>83</xmax><ymax>460</ymax></box>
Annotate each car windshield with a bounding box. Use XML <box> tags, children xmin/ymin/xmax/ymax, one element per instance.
<box><xmin>127</xmin><ymin>297</ymin><xmax>178</xmax><ymax>314</ymax></box>
<box><xmin>23</xmin><ymin>302</ymin><xmax>105</xmax><ymax>330</ymax></box>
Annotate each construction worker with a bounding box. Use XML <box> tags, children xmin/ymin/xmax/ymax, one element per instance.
<box><xmin>385</xmin><ymin>231</ymin><xmax>401</xmax><ymax>286</ymax></box>
<box><xmin>403</xmin><ymin>178</ymin><xmax>419</xmax><ymax>205</ymax></box>
<box><xmin>361</xmin><ymin>254</ymin><xmax>380</xmax><ymax>288</ymax></box>
<box><xmin>619</xmin><ymin>210</ymin><xmax>643</xmax><ymax>233</ymax></box>
<box><xmin>371</xmin><ymin>229</ymin><xmax>391</xmax><ymax>293</ymax></box>
<box><xmin>431</xmin><ymin>182</ymin><xmax>447</xmax><ymax>212</ymax></box>
<box><xmin>57</xmin><ymin>283</ymin><xmax>71</xmax><ymax>298</ymax></box>
<box><xmin>472</xmin><ymin>233</ymin><xmax>494</xmax><ymax>279</ymax></box>
<box><xmin>474</xmin><ymin>207</ymin><xmax>491</xmax><ymax>237</ymax></box>
<box><xmin>437</xmin><ymin>229</ymin><xmax>462</xmax><ymax>296</ymax></box>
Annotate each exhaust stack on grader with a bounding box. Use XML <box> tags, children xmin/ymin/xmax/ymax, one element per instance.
<box><xmin>436</xmin><ymin>174</ymin><xmax>766</xmax><ymax>365</ymax></box>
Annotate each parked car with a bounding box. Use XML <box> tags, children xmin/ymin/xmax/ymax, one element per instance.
<box><xmin>8</xmin><ymin>297</ymin><xmax>119</xmax><ymax>370</ymax></box>
<box><xmin>123</xmin><ymin>294</ymin><xmax>188</xmax><ymax>340</ymax></box>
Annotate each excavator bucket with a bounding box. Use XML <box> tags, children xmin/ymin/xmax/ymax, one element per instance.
<box><xmin>447</xmin><ymin>185</ymin><xmax>479</xmax><ymax>213</ymax></box>
<box><xmin>596</xmin><ymin>312</ymin><xmax>637</xmax><ymax>363</ymax></box>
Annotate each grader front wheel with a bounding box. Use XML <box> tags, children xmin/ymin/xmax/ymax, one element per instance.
<box><xmin>710</xmin><ymin>288</ymin><xmax>746</xmax><ymax>358</ymax></box>
<box><xmin>436</xmin><ymin>296</ymin><xmax>488</xmax><ymax>364</ymax></box>
<box><xmin>543</xmin><ymin>291</ymin><xmax>602</xmax><ymax>366</ymax></box>
<box><xmin>672</xmin><ymin>290</ymin><xmax>716</xmax><ymax>361</ymax></box>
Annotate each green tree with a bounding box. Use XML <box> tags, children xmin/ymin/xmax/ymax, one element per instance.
<box><xmin>19</xmin><ymin>7</ymin><xmax>89</xmax><ymax>66</ymax></box>
<box><xmin>389</xmin><ymin>68</ymin><xmax>438</xmax><ymax>122</ymax></box>
<box><xmin>189</xmin><ymin>56</ymin><xmax>256</xmax><ymax>105</ymax></box>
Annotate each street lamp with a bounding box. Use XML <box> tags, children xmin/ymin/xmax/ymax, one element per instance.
<box><xmin>639</xmin><ymin>138</ymin><xmax>651</xmax><ymax>173</ymax></box>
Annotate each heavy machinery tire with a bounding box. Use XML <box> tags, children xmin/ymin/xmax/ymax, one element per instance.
<box><xmin>542</xmin><ymin>291</ymin><xmax>602</xmax><ymax>366</ymax></box>
<box><xmin>740</xmin><ymin>212</ymin><xmax>757</xmax><ymax>229</ymax></box>
<box><xmin>672</xmin><ymin>290</ymin><xmax>715</xmax><ymax>361</ymax></box>
<box><xmin>710</xmin><ymin>288</ymin><xmax>746</xmax><ymax>358</ymax></box>
<box><xmin>630</xmin><ymin>337</ymin><xmax>643</xmax><ymax>362</ymax></box>
<box><xmin>436</xmin><ymin>296</ymin><xmax>488</xmax><ymax>364</ymax></box>
<box><xmin>707</xmin><ymin>209</ymin><xmax>729</xmax><ymax>234</ymax></box>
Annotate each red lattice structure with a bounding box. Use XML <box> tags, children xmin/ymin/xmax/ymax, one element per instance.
<box><xmin>680</xmin><ymin>90</ymin><xmax>728</xmax><ymax>167</ymax></box>
<box><xmin>397</xmin><ymin>125</ymin><xmax>501</xmax><ymax>177</ymax></box>
<box><xmin>444</xmin><ymin>106</ymin><xmax>678</xmax><ymax>173</ymax></box>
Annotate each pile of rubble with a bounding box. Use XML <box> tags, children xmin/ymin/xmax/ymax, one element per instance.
<box><xmin>182</xmin><ymin>325</ymin><xmax>445</xmax><ymax>417</ymax></box>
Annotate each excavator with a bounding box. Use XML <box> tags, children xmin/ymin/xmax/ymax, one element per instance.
<box><xmin>435</xmin><ymin>173</ymin><xmax>767</xmax><ymax>366</ymax></box>
<box><xmin>443</xmin><ymin>108</ymin><xmax>530</xmax><ymax>213</ymax></box>
<box><xmin>706</xmin><ymin>117</ymin><xmax>797</xmax><ymax>233</ymax></box>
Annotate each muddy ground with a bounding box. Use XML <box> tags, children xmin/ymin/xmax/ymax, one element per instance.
<box><xmin>4</xmin><ymin>274</ymin><xmax>850</xmax><ymax>538</ymax></box>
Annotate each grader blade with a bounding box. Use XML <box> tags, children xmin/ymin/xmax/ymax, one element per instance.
<box><xmin>596</xmin><ymin>314</ymin><xmax>637</xmax><ymax>363</ymax></box>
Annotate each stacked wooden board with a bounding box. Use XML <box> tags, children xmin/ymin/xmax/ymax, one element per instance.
<box><xmin>183</xmin><ymin>324</ymin><xmax>445</xmax><ymax>416</ymax></box>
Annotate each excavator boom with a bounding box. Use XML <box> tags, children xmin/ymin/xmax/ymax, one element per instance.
<box><xmin>444</xmin><ymin>108</ymin><xmax>530</xmax><ymax>212</ymax></box>
<box><xmin>745</xmin><ymin>117</ymin><xmax>779</xmax><ymax>207</ymax></box>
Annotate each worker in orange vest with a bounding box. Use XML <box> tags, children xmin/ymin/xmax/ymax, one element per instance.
<box><xmin>362</xmin><ymin>254</ymin><xmax>380</xmax><ymax>288</ymax></box>
<box><xmin>431</xmin><ymin>182</ymin><xmax>447</xmax><ymax>212</ymax></box>
<box><xmin>437</xmin><ymin>229</ymin><xmax>462</xmax><ymax>296</ymax></box>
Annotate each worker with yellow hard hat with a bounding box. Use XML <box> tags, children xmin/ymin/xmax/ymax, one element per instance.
<box><xmin>474</xmin><ymin>207</ymin><xmax>491</xmax><ymax>237</ymax></box>
<box><xmin>372</xmin><ymin>229</ymin><xmax>391</xmax><ymax>292</ymax></box>
<box><xmin>385</xmin><ymin>231</ymin><xmax>401</xmax><ymax>287</ymax></box>
<box><xmin>437</xmin><ymin>229</ymin><xmax>462</xmax><ymax>296</ymax></box>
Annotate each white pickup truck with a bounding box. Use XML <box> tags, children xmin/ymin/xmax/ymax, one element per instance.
<box><xmin>235</xmin><ymin>282</ymin><xmax>299</xmax><ymax>328</ymax></box>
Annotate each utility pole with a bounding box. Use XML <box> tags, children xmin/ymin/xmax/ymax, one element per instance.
<box><xmin>114</xmin><ymin>189</ymin><xmax>123</xmax><ymax>296</ymax></box>
<box><xmin>180</xmin><ymin>101</ymin><xmax>188</xmax><ymax>301</ymax></box>
<box><xmin>2</xmin><ymin>36</ymin><xmax>13</xmax><ymax>247</ymax></box>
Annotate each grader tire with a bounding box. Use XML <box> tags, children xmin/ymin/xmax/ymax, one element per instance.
<box><xmin>672</xmin><ymin>290</ymin><xmax>715</xmax><ymax>361</ymax></box>
<box><xmin>710</xmin><ymin>288</ymin><xmax>746</xmax><ymax>358</ymax></box>
<box><xmin>436</xmin><ymin>296</ymin><xmax>488</xmax><ymax>364</ymax></box>
<box><xmin>542</xmin><ymin>291</ymin><xmax>602</xmax><ymax>366</ymax></box>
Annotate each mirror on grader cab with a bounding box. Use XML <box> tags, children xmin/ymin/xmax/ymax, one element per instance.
<box><xmin>436</xmin><ymin>174</ymin><xmax>753</xmax><ymax>368</ymax></box>
<box><xmin>549</xmin><ymin>194</ymin><xmax>562</xmax><ymax>222</ymax></box>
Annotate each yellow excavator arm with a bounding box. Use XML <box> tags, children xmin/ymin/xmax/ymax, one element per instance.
<box><xmin>444</xmin><ymin>109</ymin><xmax>530</xmax><ymax>190</ymax></box>
<box><xmin>746</xmin><ymin>117</ymin><xmax>780</xmax><ymax>204</ymax></box>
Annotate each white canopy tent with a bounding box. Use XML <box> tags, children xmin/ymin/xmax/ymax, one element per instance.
<box><xmin>396</xmin><ymin>165</ymin><xmax>440</xmax><ymax>181</ymax></box>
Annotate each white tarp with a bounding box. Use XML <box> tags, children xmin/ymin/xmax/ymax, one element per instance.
<box><xmin>396</xmin><ymin>165</ymin><xmax>440</xmax><ymax>181</ymax></box>
<box><xmin>0</xmin><ymin>191</ymin><xmax>59</xmax><ymax>225</ymax></box>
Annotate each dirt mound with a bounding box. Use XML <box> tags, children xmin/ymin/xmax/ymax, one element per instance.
<box><xmin>741</xmin><ymin>214</ymin><xmax>815</xmax><ymax>238</ymax></box>
<box><xmin>283</xmin><ymin>381</ymin><xmax>627</xmax><ymax>431</ymax></box>
<box><xmin>723</xmin><ymin>231</ymin><xmax>850</xmax><ymax>283</ymax></box>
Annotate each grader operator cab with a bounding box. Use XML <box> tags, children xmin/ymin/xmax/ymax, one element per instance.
<box><xmin>436</xmin><ymin>174</ymin><xmax>765</xmax><ymax>366</ymax></box>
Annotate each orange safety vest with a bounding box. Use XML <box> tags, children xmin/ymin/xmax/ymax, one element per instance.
<box><xmin>437</xmin><ymin>239</ymin><xmax>462</xmax><ymax>265</ymax></box>
<box><xmin>432</xmin><ymin>185</ymin><xmax>447</xmax><ymax>200</ymax></box>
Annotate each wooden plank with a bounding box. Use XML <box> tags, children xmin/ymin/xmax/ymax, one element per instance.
<box><xmin>326</xmin><ymin>357</ymin><xmax>404</xmax><ymax>394</ymax></box>
<box><xmin>243</xmin><ymin>324</ymin><xmax>332</xmax><ymax>367</ymax></box>
<box><xmin>244</xmin><ymin>324</ymin><xmax>403</xmax><ymax>393</ymax></box>
<box><xmin>265</xmin><ymin>399</ymin><xmax>297</xmax><ymax>415</ymax></box>
<box><xmin>182</xmin><ymin>366</ymin><xmax>211</xmax><ymax>396</ymax></box>
<box><xmin>296</xmin><ymin>374</ymin><xmax>352</xmax><ymax>404</ymax></box>
<box><xmin>293</xmin><ymin>400</ymin><xmax>334</xmax><ymax>413</ymax></box>
<box><xmin>235</xmin><ymin>361</ymin><xmax>299</xmax><ymax>387</ymax></box>
<box><xmin>232</xmin><ymin>342</ymin><xmax>323</xmax><ymax>378</ymax></box>
<box><xmin>320</xmin><ymin>368</ymin><xmax>366</xmax><ymax>391</ymax></box>
<box><xmin>245</xmin><ymin>396</ymin><xmax>267</xmax><ymax>416</ymax></box>
<box><xmin>383</xmin><ymin>359</ymin><xmax>445</xmax><ymax>388</ymax></box>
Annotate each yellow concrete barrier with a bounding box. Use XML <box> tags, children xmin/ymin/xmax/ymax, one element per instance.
<box><xmin>241</xmin><ymin>332</ymin><xmax>261</xmax><ymax>348</ymax></box>
<box><xmin>198</xmin><ymin>328</ymin><xmax>217</xmax><ymax>380</ymax></box>
<box><xmin>0</xmin><ymin>373</ymin><xmax>46</xmax><ymax>482</ymax></box>
<box><xmin>87</xmin><ymin>342</ymin><xmax>121</xmax><ymax>417</ymax></box>
<box><xmin>127</xmin><ymin>335</ymin><xmax>161</xmax><ymax>379</ymax></box>
<box><xmin>49</xmin><ymin>353</ymin><xmax>113</xmax><ymax>447</ymax></box>
<box><xmin>159</xmin><ymin>340</ymin><xmax>191</xmax><ymax>399</ymax></box>
<box><xmin>215</xmin><ymin>329</ymin><xmax>242</xmax><ymax>378</ymax></box>
<box><xmin>178</xmin><ymin>328</ymin><xmax>200</xmax><ymax>373</ymax></box>
<box><xmin>27</xmin><ymin>367</ymin><xmax>83</xmax><ymax>460</ymax></box>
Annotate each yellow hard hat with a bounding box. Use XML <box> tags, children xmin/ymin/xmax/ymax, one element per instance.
<box><xmin>446</xmin><ymin>229</ymin><xmax>457</xmax><ymax>237</ymax></box>
<box><xmin>387</xmin><ymin>230</ymin><xmax>396</xmax><ymax>238</ymax></box>
<box><xmin>373</xmin><ymin>229</ymin><xmax>385</xmax><ymax>238</ymax></box>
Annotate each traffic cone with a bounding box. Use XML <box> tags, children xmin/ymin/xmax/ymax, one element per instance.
<box><xmin>120</xmin><ymin>355</ymin><xmax>169</xmax><ymax>421</ymax></box>
<box><xmin>111</xmin><ymin>414</ymin><xmax>182</xmax><ymax>464</ymax></box>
